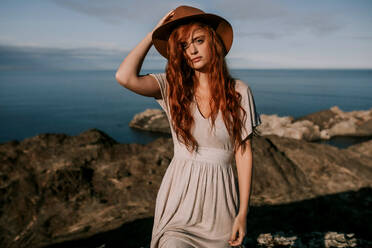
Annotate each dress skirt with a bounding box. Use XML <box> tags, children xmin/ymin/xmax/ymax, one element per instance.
<box><xmin>150</xmin><ymin>146</ymin><xmax>239</xmax><ymax>248</ymax></box>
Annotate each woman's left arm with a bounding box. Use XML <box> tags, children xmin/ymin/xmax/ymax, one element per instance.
<box><xmin>235</xmin><ymin>138</ymin><xmax>253</xmax><ymax>218</ymax></box>
<box><xmin>229</xmin><ymin>138</ymin><xmax>253</xmax><ymax>246</ymax></box>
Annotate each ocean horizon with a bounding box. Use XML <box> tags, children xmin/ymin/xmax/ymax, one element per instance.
<box><xmin>1</xmin><ymin>68</ymin><xmax>371</xmax><ymax>146</ymax></box>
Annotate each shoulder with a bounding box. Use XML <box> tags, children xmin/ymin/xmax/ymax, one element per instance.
<box><xmin>234</xmin><ymin>79</ymin><xmax>252</xmax><ymax>95</ymax></box>
<box><xmin>148</xmin><ymin>72</ymin><xmax>168</xmax><ymax>91</ymax></box>
<box><xmin>149</xmin><ymin>72</ymin><xmax>167</xmax><ymax>82</ymax></box>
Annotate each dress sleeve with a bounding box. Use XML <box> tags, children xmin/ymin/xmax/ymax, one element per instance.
<box><xmin>148</xmin><ymin>72</ymin><xmax>170</xmax><ymax>116</ymax></box>
<box><xmin>240</xmin><ymin>84</ymin><xmax>262</xmax><ymax>141</ymax></box>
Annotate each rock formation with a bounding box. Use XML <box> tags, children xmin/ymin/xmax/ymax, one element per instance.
<box><xmin>129</xmin><ymin>109</ymin><xmax>170</xmax><ymax>134</ymax></box>
<box><xmin>130</xmin><ymin>106</ymin><xmax>372</xmax><ymax>141</ymax></box>
<box><xmin>296</xmin><ymin>106</ymin><xmax>372</xmax><ymax>139</ymax></box>
<box><xmin>0</xmin><ymin>129</ymin><xmax>371</xmax><ymax>247</ymax></box>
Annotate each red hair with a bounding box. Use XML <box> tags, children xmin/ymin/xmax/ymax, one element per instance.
<box><xmin>165</xmin><ymin>21</ymin><xmax>257</xmax><ymax>154</ymax></box>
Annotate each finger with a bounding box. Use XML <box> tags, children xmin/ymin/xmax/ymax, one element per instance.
<box><xmin>164</xmin><ymin>11</ymin><xmax>175</xmax><ymax>21</ymax></box>
<box><xmin>161</xmin><ymin>10</ymin><xmax>174</xmax><ymax>21</ymax></box>
<box><xmin>237</xmin><ymin>232</ymin><xmax>245</xmax><ymax>245</ymax></box>
<box><xmin>229</xmin><ymin>230</ymin><xmax>237</xmax><ymax>242</ymax></box>
<box><xmin>237</xmin><ymin>237</ymin><xmax>243</xmax><ymax>245</ymax></box>
<box><xmin>166</xmin><ymin>9</ymin><xmax>175</xmax><ymax>16</ymax></box>
<box><xmin>229</xmin><ymin>237</ymin><xmax>239</xmax><ymax>245</ymax></box>
<box><xmin>230</xmin><ymin>231</ymin><xmax>243</xmax><ymax>244</ymax></box>
<box><xmin>230</xmin><ymin>240</ymin><xmax>241</xmax><ymax>246</ymax></box>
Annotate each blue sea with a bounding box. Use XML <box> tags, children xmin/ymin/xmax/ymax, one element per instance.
<box><xmin>0</xmin><ymin>69</ymin><xmax>371</xmax><ymax>146</ymax></box>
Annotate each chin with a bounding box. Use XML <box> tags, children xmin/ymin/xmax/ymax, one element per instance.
<box><xmin>193</xmin><ymin>64</ymin><xmax>207</xmax><ymax>70</ymax></box>
<box><xmin>195</xmin><ymin>66</ymin><xmax>208</xmax><ymax>72</ymax></box>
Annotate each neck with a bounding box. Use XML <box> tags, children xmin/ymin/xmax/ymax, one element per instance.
<box><xmin>194</xmin><ymin>70</ymin><xmax>210</xmax><ymax>89</ymax></box>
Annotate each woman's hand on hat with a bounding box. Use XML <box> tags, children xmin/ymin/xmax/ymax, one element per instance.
<box><xmin>152</xmin><ymin>9</ymin><xmax>175</xmax><ymax>33</ymax></box>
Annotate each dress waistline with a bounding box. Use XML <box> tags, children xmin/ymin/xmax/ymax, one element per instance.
<box><xmin>173</xmin><ymin>146</ymin><xmax>233</xmax><ymax>164</ymax></box>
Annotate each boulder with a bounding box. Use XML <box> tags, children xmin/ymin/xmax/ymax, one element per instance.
<box><xmin>258</xmin><ymin>115</ymin><xmax>321</xmax><ymax>141</ymax></box>
<box><xmin>129</xmin><ymin>109</ymin><xmax>170</xmax><ymax>134</ymax></box>
<box><xmin>297</xmin><ymin>106</ymin><xmax>372</xmax><ymax>139</ymax></box>
<box><xmin>130</xmin><ymin>106</ymin><xmax>372</xmax><ymax>142</ymax></box>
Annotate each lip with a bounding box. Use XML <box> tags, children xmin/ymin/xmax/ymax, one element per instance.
<box><xmin>192</xmin><ymin>56</ymin><xmax>202</xmax><ymax>62</ymax></box>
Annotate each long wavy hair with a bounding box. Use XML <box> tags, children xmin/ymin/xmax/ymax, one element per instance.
<box><xmin>165</xmin><ymin>21</ymin><xmax>259</xmax><ymax>154</ymax></box>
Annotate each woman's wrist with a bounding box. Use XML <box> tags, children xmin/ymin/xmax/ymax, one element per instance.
<box><xmin>237</xmin><ymin>212</ymin><xmax>247</xmax><ymax>220</ymax></box>
<box><xmin>237</xmin><ymin>207</ymin><xmax>249</xmax><ymax>218</ymax></box>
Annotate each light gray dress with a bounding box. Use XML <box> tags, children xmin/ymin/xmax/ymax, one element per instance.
<box><xmin>149</xmin><ymin>73</ymin><xmax>261</xmax><ymax>248</ymax></box>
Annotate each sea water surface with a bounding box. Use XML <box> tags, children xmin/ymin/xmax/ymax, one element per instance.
<box><xmin>0</xmin><ymin>69</ymin><xmax>371</xmax><ymax>146</ymax></box>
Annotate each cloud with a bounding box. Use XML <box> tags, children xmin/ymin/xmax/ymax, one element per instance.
<box><xmin>0</xmin><ymin>43</ymin><xmax>167</xmax><ymax>71</ymax></box>
<box><xmin>0</xmin><ymin>42</ymin><xmax>285</xmax><ymax>71</ymax></box>
<box><xmin>216</xmin><ymin>0</ymin><xmax>343</xmax><ymax>37</ymax></box>
<box><xmin>288</xmin><ymin>12</ymin><xmax>343</xmax><ymax>36</ymax></box>
<box><xmin>0</xmin><ymin>44</ymin><xmax>120</xmax><ymax>71</ymax></box>
<box><xmin>51</xmin><ymin>0</ymin><xmax>344</xmax><ymax>38</ymax></box>
<box><xmin>0</xmin><ymin>45</ymin><xmax>47</xmax><ymax>71</ymax></box>
<box><xmin>350</xmin><ymin>35</ymin><xmax>372</xmax><ymax>40</ymax></box>
<box><xmin>236</xmin><ymin>31</ymin><xmax>287</xmax><ymax>40</ymax></box>
<box><xmin>50</xmin><ymin>0</ymin><xmax>181</xmax><ymax>25</ymax></box>
<box><xmin>215</xmin><ymin>0</ymin><xmax>288</xmax><ymax>21</ymax></box>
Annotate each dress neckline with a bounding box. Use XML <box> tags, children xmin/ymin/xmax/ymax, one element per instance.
<box><xmin>193</xmin><ymin>95</ymin><xmax>220</xmax><ymax>120</ymax></box>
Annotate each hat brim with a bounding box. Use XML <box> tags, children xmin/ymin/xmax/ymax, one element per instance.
<box><xmin>152</xmin><ymin>13</ymin><xmax>233</xmax><ymax>59</ymax></box>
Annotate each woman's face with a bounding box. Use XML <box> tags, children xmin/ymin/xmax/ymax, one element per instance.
<box><xmin>181</xmin><ymin>26</ymin><xmax>211</xmax><ymax>72</ymax></box>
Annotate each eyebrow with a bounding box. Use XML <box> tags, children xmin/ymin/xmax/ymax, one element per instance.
<box><xmin>180</xmin><ymin>35</ymin><xmax>206</xmax><ymax>46</ymax></box>
<box><xmin>191</xmin><ymin>35</ymin><xmax>205</xmax><ymax>42</ymax></box>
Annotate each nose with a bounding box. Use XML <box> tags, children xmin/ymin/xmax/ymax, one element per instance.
<box><xmin>189</xmin><ymin>42</ymin><xmax>198</xmax><ymax>55</ymax></box>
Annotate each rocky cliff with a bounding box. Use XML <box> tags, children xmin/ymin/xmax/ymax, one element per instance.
<box><xmin>0</xmin><ymin>128</ymin><xmax>371</xmax><ymax>248</ymax></box>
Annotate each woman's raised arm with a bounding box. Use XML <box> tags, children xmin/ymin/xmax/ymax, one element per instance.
<box><xmin>115</xmin><ymin>10</ymin><xmax>174</xmax><ymax>98</ymax></box>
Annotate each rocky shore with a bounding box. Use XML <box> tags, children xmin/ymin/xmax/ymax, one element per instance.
<box><xmin>130</xmin><ymin>106</ymin><xmax>372</xmax><ymax>141</ymax></box>
<box><xmin>1</xmin><ymin>106</ymin><xmax>371</xmax><ymax>247</ymax></box>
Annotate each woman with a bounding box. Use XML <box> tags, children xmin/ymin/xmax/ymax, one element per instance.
<box><xmin>115</xmin><ymin>5</ymin><xmax>261</xmax><ymax>248</ymax></box>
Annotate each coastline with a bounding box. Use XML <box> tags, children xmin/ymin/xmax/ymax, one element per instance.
<box><xmin>1</xmin><ymin>68</ymin><xmax>372</xmax><ymax>146</ymax></box>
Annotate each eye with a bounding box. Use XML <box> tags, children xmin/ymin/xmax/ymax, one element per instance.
<box><xmin>197</xmin><ymin>38</ymin><xmax>204</xmax><ymax>44</ymax></box>
<box><xmin>180</xmin><ymin>42</ymin><xmax>188</xmax><ymax>49</ymax></box>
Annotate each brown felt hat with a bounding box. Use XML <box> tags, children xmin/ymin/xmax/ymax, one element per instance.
<box><xmin>152</xmin><ymin>5</ymin><xmax>233</xmax><ymax>59</ymax></box>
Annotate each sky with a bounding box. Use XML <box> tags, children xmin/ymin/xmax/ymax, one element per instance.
<box><xmin>1</xmin><ymin>0</ymin><xmax>372</xmax><ymax>71</ymax></box>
